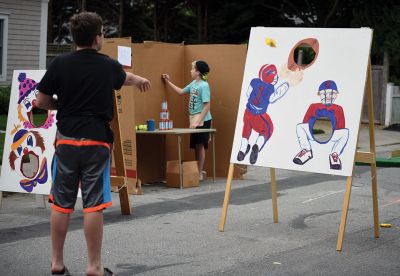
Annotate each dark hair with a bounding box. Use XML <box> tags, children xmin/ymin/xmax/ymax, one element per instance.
<box><xmin>195</xmin><ymin>61</ymin><xmax>210</xmax><ymax>75</ymax></box>
<box><xmin>194</xmin><ymin>60</ymin><xmax>210</xmax><ymax>81</ymax></box>
<box><xmin>69</xmin><ymin>12</ymin><xmax>103</xmax><ymax>47</ymax></box>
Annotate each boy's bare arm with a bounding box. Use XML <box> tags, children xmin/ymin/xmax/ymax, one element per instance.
<box><xmin>124</xmin><ymin>72</ymin><xmax>151</xmax><ymax>92</ymax></box>
<box><xmin>36</xmin><ymin>92</ymin><xmax>58</xmax><ymax>110</ymax></box>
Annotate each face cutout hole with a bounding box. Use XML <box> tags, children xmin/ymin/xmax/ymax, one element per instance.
<box><xmin>21</xmin><ymin>153</ymin><xmax>39</xmax><ymax>179</ymax></box>
<box><xmin>287</xmin><ymin>38</ymin><xmax>319</xmax><ymax>71</ymax></box>
<box><xmin>294</xmin><ymin>44</ymin><xmax>317</xmax><ymax>68</ymax></box>
<box><xmin>30</xmin><ymin>108</ymin><xmax>48</xmax><ymax>127</ymax></box>
<box><xmin>312</xmin><ymin>118</ymin><xmax>333</xmax><ymax>144</ymax></box>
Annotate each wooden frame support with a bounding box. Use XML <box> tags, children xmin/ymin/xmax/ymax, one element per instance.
<box><xmin>219</xmin><ymin>164</ymin><xmax>279</xmax><ymax>231</ymax></box>
<box><xmin>219</xmin><ymin>163</ymin><xmax>234</xmax><ymax>231</ymax></box>
<box><xmin>336</xmin><ymin>59</ymin><xmax>379</xmax><ymax>251</ymax></box>
<box><xmin>110</xmin><ymin>92</ymin><xmax>132</xmax><ymax>215</ymax></box>
<box><xmin>270</xmin><ymin>168</ymin><xmax>278</xmax><ymax>223</ymax></box>
<box><xmin>220</xmin><ymin>60</ymin><xmax>379</xmax><ymax>252</ymax></box>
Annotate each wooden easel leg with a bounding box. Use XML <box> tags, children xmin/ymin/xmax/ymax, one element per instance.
<box><xmin>366</xmin><ymin>59</ymin><xmax>380</xmax><ymax>238</ymax></box>
<box><xmin>111</xmin><ymin>92</ymin><xmax>132</xmax><ymax>215</ymax></box>
<box><xmin>371</xmin><ymin>163</ymin><xmax>379</xmax><ymax>238</ymax></box>
<box><xmin>219</xmin><ymin>163</ymin><xmax>235</xmax><ymax>232</ymax></box>
<box><xmin>119</xmin><ymin>185</ymin><xmax>132</xmax><ymax>215</ymax></box>
<box><xmin>337</xmin><ymin>176</ymin><xmax>353</xmax><ymax>251</ymax></box>
<box><xmin>270</xmin><ymin>168</ymin><xmax>278</xmax><ymax>223</ymax></box>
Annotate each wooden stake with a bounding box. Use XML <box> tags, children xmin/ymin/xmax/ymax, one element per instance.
<box><xmin>219</xmin><ymin>163</ymin><xmax>235</xmax><ymax>231</ymax></box>
<box><xmin>337</xmin><ymin>175</ymin><xmax>353</xmax><ymax>251</ymax></box>
<box><xmin>110</xmin><ymin>92</ymin><xmax>132</xmax><ymax>215</ymax></box>
<box><xmin>366</xmin><ymin>60</ymin><xmax>380</xmax><ymax>238</ymax></box>
<box><xmin>270</xmin><ymin>168</ymin><xmax>278</xmax><ymax>223</ymax></box>
<box><xmin>338</xmin><ymin>59</ymin><xmax>379</xmax><ymax>250</ymax></box>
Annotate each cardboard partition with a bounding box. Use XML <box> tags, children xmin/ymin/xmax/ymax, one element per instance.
<box><xmin>111</xmin><ymin>41</ymin><xmax>247</xmax><ymax>185</ymax></box>
<box><xmin>134</xmin><ymin>43</ymin><xmax>247</xmax><ymax>183</ymax></box>
<box><xmin>183</xmin><ymin>44</ymin><xmax>248</xmax><ymax>178</ymax></box>
<box><xmin>132</xmin><ymin>42</ymin><xmax>185</xmax><ymax>183</ymax></box>
<box><xmin>100</xmin><ymin>38</ymin><xmax>138</xmax><ymax>191</ymax></box>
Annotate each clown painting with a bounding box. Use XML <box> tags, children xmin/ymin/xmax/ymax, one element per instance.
<box><xmin>17</xmin><ymin>72</ymin><xmax>55</xmax><ymax>130</ymax></box>
<box><xmin>0</xmin><ymin>70</ymin><xmax>57</xmax><ymax>194</ymax></box>
<box><xmin>9</xmin><ymin>129</ymin><xmax>48</xmax><ymax>192</ymax></box>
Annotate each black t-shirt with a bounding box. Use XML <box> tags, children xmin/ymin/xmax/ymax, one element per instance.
<box><xmin>37</xmin><ymin>49</ymin><xmax>126</xmax><ymax>142</ymax></box>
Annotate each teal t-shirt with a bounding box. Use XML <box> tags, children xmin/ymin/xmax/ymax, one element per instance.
<box><xmin>183</xmin><ymin>80</ymin><xmax>212</xmax><ymax>121</ymax></box>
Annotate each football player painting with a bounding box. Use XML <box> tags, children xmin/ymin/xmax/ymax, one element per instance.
<box><xmin>237</xmin><ymin>64</ymin><xmax>303</xmax><ymax>164</ymax></box>
<box><xmin>293</xmin><ymin>80</ymin><xmax>349</xmax><ymax>170</ymax></box>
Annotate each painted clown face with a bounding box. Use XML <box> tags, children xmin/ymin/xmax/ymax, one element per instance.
<box><xmin>9</xmin><ymin>129</ymin><xmax>48</xmax><ymax>192</ymax></box>
<box><xmin>16</xmin><ymin>72</ymin><xmax>55</xmax><ymax>130</ymax></box>
<box><xmin>17</xmin><ymin>73</ymin><xmax>38</xmax><ymax>123</ymax></box>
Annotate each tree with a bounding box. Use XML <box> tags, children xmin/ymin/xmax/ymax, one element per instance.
<box><xmin>351</xmin><ymin>1</ymin><xmax>400</xmax><ymax>83</ymax></box>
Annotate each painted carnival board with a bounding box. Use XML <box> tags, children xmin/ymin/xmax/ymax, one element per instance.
<box><xmin>231</xmin><ymin>27</ymin><xmax>372</xmax><ymax>176</ymax></box>
<box><xmin>0</xmin><ymin>70</ymin><xmax>57</xmax><ymax>194</ymax></box>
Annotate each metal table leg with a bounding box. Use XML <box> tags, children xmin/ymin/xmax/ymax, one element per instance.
<box><xmin>178</xmin><ymin>135</ymin><xmax>183</xmax><ymax>189</ymax></box>
<box><xmin>212</xmin><ymin>132</ymin><xmax>216</xmax><ymax>183</ymax></box>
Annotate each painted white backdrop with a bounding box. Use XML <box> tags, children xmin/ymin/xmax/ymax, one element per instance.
<box><xmin>0</xmin><ymin>70</ymin><xmax>57</xmax><ymax>194</ymax></box>
<box><xmin>230</xmin><ymin>27</ymin><xmax>372</xmax><ymax>176</ymax></box>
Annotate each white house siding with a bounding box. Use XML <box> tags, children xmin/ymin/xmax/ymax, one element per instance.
<box><xmin>0</xmin><ymin>0</ymin><xmax>43</xmax><ymax>86</ymax></box>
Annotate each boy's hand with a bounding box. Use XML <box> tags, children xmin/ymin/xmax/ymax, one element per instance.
<box><xmin>136</xmin><ymin>77</ymin><xmax>151</xmax><ymax>92</ymax></box>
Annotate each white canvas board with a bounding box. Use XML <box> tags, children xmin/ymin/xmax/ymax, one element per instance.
<box><xmin>230</xmin><ymin>27</ymin><xmax>372</xmax><ymax>176</ymax></box>
<box><xmin>0</xmin><ymin>70</ymin><xmax>57</xmax><ymax>194</ymax></box>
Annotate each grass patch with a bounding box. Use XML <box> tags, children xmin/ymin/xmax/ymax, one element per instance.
<box><xmin>0</xmin><ymin>132</ymin><xmax>5</xmax><ymax>165</ymax></box>
<box><xmin>0</xmin><ymin>113</ymin><xmax>48</xmax><ymax>130</ymax></box>
<box><xmin>0</xmin><ymin>114</ymin><xmax>8</xmax><ymax>130</ymax></box>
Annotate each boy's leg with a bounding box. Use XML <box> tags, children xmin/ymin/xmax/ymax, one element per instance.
<box><xmin>195</xmin><ymin>144</ymin><xmax>205</xmax><ymax>178</ymax></box>
<box><xmin>51</xmin><ymin>209</ymin><xmax>70</xmax><ymax>272</ymax></box>
<box><xmin>79</xmin><ymin>143</ymin><xmax>112</xmax><ymax>275</ymax></box>
<box><xmin>84</xmin><ymin>210</ymin><xmax>104</xmax><ymax>276</ymax></box>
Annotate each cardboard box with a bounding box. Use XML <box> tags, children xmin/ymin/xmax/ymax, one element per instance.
<box><xmin>166</xmin><ymin>160</ymin><xmax>199</xmax><ymax>188</ymax></box>
<box><xmin>102</xmin><ymin>38</ymin><xmax>139</xmax><ymax>194</ymax></box>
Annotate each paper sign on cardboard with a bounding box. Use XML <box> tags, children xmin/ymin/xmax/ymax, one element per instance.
<box><xmin>118</xmin><ymin>46</ymin><xmax>132</xmax><ymax>68</ymax></box>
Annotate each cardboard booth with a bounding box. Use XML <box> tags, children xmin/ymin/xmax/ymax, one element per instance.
<box><xmin>102</xmin><ymin>38</ymin><xmax>248</xmax><ymax>188</ymax></box>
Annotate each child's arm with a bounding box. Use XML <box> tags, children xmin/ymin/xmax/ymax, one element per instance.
<box><xmin>161</xmin><ymin>74</ymin><xmax>185</xmax><ymax>95</ymax></box>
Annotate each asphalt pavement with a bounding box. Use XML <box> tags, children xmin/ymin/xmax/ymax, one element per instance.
<box><xmin>0</xmin><ymin>124</ymin><xmax>399</xmax><ymax>275</ymax></box>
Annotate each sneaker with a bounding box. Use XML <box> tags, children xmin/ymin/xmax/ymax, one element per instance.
<box><xmin>199</xmin><ymin>171</ymin><xmax>207</xmax><ymax>181</ymax></box>
<box><xmin>293</xmin><ymin>149</ymin><xmax>313</xmax><ymax>165</ymax></box>
<box><xmin>329</xmin><ymin>152</ymin><xmax>342</xmax><ymax>170</ymax></box>
<box><xmin>202</xmin><ymin>170</ymin><xmax>207</xmax><ymax>180</ymax></box>
<box><xmin>237</xmin><ymin>144</ymin><xmax>251</xmax><ymax>161</ymax></box>
<box><xmin>249</xmin><ymin>144</ymin><xmax>259</xmax><ymax>164</ymax></box>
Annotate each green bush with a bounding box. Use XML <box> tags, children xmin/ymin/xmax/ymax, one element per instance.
<box><xmin>0</xmin><ymin>86</ymin><xmax>11</xmax><ymax>115</ymax></box>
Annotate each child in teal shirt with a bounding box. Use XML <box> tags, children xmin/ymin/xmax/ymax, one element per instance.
<box><xmin>162</xmin><ymin>60</ymin><xmax>212</xmax><ymax>181</ymax></box>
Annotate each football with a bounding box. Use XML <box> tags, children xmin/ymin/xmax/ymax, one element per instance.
<box><xmin>287</xmin><ymin>38</ymin><xmax>319</xmax><ymax>71</ymax></box>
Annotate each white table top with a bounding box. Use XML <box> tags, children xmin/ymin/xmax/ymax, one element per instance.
<box><xmin>136</xmin><ymin>128</ymin><xmax>216</xmax><ymax>135</ymax></box>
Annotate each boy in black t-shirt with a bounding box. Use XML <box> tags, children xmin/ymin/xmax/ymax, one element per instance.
<box><xmin>37</xmin><ymin>12</ymin><xmax>151</xmax><ymax>276</ymax></box>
